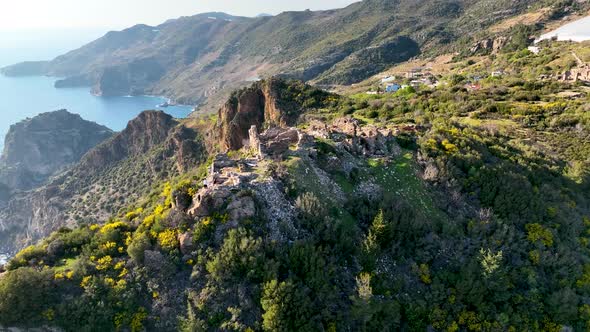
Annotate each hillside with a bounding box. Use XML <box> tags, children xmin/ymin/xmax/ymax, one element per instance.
<box><xmin>2</xmin><ymin>38</ymin><xmax>590</xmax><ymax>329</ymax></box>
<box><xmin>0</xmin><ymin>0</ymin><xmax>569</xmax><ymax>111</ymax></box>
<box><xmin>3</xmin><ymin>1</ymin><xmax>590</xmax><ymax>331</ymax></box>
<box><xmin>0</xmin><ymin>111</ymin><xmax>204</xmax><ymax>255</ymax></box>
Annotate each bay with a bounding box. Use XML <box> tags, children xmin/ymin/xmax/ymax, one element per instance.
<box><xmin>0</xmin><ymin>74</ymin><xmax>194</xmax><ymax>150</ymax></box>
<box><xmin>0</xmin><ymin>42</ymin><xmax>194</xmax><ymax>151</ymax></box>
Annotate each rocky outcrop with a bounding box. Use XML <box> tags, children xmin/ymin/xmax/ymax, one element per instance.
<box><xmin>0</xmin><ymin>111</ymin><xmax>204</xmax><ymax>254</ymax></box>
<box><xmin>187</xmin><ymin>153</ymin><xmax>296</xmax><ymax>242</ymax></box>
<box><xmin>79</xmin><ymin>111</ymin><xmax>178</xmax><ymax>172</ymax></box>
<box><xmin>0</xmin><ymin>110</ymin><xmax>113</xmax><ymax>192</ymax></box>
<box><xmin>470</xmin><ymin>36</ymin><xmax>508</xmax><ymax>54</ymax></box>
<box><xmin>215</xmin><ymin>78</ymin><xmax>325</xmax><ymax>151</ymax></box>
<box><xmin>188</xmin><ymin>154</ymin><xmax>258</xmax><ymax>220</ymax></box>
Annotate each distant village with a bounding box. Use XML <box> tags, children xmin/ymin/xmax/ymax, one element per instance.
<box><xmin>369</xmin><ymin>46</ymin><xmax>590</xmax><ymax>96</ymax></box>
<box><xmin>367</xmin><ymin>67</ymin><xmax>441</xmax><ymax>95</ymax></box>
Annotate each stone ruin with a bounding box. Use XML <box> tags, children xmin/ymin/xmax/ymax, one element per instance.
<box><xmin>187</xmin><ymin>154</ymin><xmax>257</xmax><ymax>220</ymax></box>
<box><xmin>248</xmin><ymin>125</ymin><xmax>310</xmax><ymax>159</ymax></box>
<box><xmin>308</xmin><ymin>117</ymin><xmax>401</xmax><ymax>157</ymax></box>
<box><xmin>246</xmin><ymin>117</ymin><xmax>401</xmax><ymax>160</ymax></box>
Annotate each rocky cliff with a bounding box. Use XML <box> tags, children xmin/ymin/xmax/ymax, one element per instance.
<box><xmin>215</xmin><ymin>78</ymin><xmax>334</xmax><ymax>150</ymax></box>
<box><xmin>0</xmin><ymin>111</ymin><xmax>204</xmax><ymax>254</ymax></box>
<box><xmin>0</xmin><ymin>110</ymin><xmax>113</xmax><ymax>193</ymax></box>
<box><xmin>79</xmin><ymin>111</ymin><xmax>179</xmax><ymax>171</ymax></box>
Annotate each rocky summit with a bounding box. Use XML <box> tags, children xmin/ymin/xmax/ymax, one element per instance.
<box><xmin>0</xmin><ymin>110</ymin><xmax>113</xmax><ymax>193</ymax></box>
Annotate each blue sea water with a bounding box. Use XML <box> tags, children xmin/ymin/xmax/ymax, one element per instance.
<box><xmin>0</xmin><ymin>44</ymin><xmax>194</xmax><ymax>261</ymax></box>
<box><xmin>0</xmin><ymin>75</ymin><xmax>194</xmax><ymax>149</ymax></box>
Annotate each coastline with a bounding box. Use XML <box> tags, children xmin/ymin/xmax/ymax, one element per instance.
<box><xmin>0</xmin><ymin>74</ymin><xmax>195</xmax><ymax>151</ymax></box>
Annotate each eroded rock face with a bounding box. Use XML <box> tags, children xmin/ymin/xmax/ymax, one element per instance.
<box><xmin>178</xmin><ymin>232</ymin><xmax>194</xmax><ymax>255</ymax></box>
<box><xmin>0</xmin><ymin>110</ymin><xmax>113</xmax><ymax>192</ymax></box>
<box><xmin>470</xmin><ymin>36</ymin><xmax>508</xmax><ymax>54</ymax></box>
<box><xmin>216</xmin><ymin>78</ymin><xmax>308</xmax><ymax>151</ymax></box>
<box><xmin>79</xmin><ymin>111</ymin><xmax>178</xmax><ymax>172</ymax></box>
<box><xmin>0</xmin><ymin>110</ymin><xmax>204</xmax><ymax>254</ymax></box>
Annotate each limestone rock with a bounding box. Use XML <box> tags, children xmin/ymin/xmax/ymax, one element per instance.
<box><xmin>331</xmin><ymin>117</ymin><xmax>360</xmax><ymax>137</ymax></box>
<box><xmin>178</xmin><ymin>232</ymin><xmax>194</xmax><ymax>255</ymax></box>
<box><xmin>260</xmin><ymin>127</ymin><xmax>299</xmax><ymax>156</ymax></box>
<box><xmin>227</xmin><ymin>196</ymin><xmax>256</xmax><ymax>221</ymax></box>
<box><xmin>470</xmin><ymin>36</ymin><xmax>509</xmax><ymax>54</ymax></box>
<box><xmin>188</xmin><ymin>187</ymin><xmax>232</xmax><ymax>218</ymax></box>
<box><xmin>215</xmin><ymin>78</ymin><xmax>313</xmax><ymax>151</ymax></box>
<box><xmin>307</xmin><ymin>120</ymin><xmax>330</xmax><ymax>138</ymax></box>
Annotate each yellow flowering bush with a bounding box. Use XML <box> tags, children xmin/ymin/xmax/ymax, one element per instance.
<box><xmin>96</xmin><ymin>256</ymin><xmax>113</xmax><ymax>270</ymax></box>
<box><xmin>80</xmin><ymin>276</ymin><xmax>92</xmax><ymax>288</ymax></box>
<box><xmin>158</xmin><ymin>229</ymin><xmax>179</xmax><ymax>251</ymax></box>
<box><xmin>119</xmin><ymin>268</ymin><xmax>129</xmax><ymax>278</ymax></box>
<box><xmin>100</xmin><ymin>221</ymin><xmax>128</xmax><ymax>234</ymax></box>
<box><xmin>100</xmin><ymin>241</ymin><xmax>117</xmax><ymax>251</ymax></box>
<box><xmin>125</xmin><ymin>207</ymin><xmax>144</xmax><ymax>221</ymax></box>
<box><xmin>104</xmin><ymin>277</ymin><xmax>116</xmax><ymax>287</ymax></box>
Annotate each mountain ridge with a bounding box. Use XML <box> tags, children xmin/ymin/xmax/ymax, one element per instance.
<box><xmin>0</xmin><ymin>0</ymin><xmax>556</xmax><ymax>111</ymax></box>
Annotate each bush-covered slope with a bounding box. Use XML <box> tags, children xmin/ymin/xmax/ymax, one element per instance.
<box><xmin>3</xmin><ymin>41</ymin><xmax>590</xmax><ymax>331</ymax></box>
<box><xmin>0</xmin><ymin>111</ymin><xmax>205</xmax><ymax>255</ymax></box>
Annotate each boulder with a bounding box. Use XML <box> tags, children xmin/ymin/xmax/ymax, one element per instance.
<box><xmin>227</xmin><ymin>196</ymin><xmax>256</xmax><ymax>221</ymax></box>
<box><xmin>307</xmin><ymin>120</ymin><xmax>330</xmax><ymax>138</ymax></box>
<box><xmin>188</xmin><ymin>187</ymin><xmax>232</xmax><ymax>218</ymax></box>
<box><xmin>178</xmin><ymin>232</ymin><xmax>194</xmax><ymax>255</ymax></box>
<box><xmin>331</xmin><ymin>117</ymin><xmax>360</xmax><ymax>137</ymax></box>
<box><xmin>260</xmin><ymin>127</ymin><xmax>300</xmax><ymax>156</ymax></box>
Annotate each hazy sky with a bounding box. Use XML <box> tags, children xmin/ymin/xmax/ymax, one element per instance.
<box><xmin>0</xmin><ymin>0</ymin><xmax>359</xmax><ymax>30</ymax></box>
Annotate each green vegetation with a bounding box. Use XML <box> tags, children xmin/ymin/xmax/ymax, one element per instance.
<box><xmin>4</xmin><ymin>24</ymin><xmax>590</xmax><ymax>332</ymax></box>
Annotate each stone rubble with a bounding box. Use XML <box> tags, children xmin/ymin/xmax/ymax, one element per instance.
<box><xmin>186</xmin><ymin>116</ymin><xmax>402</xmax><ymax>242</ymax></box>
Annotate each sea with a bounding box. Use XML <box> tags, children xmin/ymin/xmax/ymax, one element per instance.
<box><xmin>0</xmin><ymin>48</ymin><xmax>193</xmax><ymax>151</ymax></box>
<box><xmin>537</xmin><ymin>15</ymin><xmax>590</xmax><ymax>43</ymax></box>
